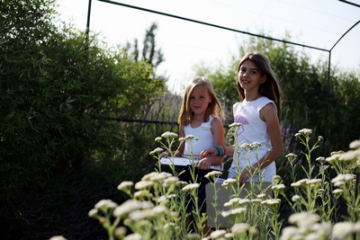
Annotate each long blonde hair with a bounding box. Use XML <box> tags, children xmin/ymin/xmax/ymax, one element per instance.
<box><xmin>178</xmin><ymin>77</ymin><xmax>225</xmax><ymax>126</ymax></box>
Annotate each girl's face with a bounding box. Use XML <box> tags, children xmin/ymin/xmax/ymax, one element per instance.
<box><xmin>238</xmin><ymin>60</ymin><xmax>266</xmax><ymax>92</ymax></box>
<box><xmin>189</xmin><ymin>85</ymin><xmax>212</xmax><ymax>116</ymax></box>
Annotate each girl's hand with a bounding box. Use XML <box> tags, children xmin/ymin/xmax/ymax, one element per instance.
<box><xmin>159</xmin><ymin>151</ymin><xmax>170</xmax><ymax>159</ymax></box>
<box><xmin>197</xmin><ymin>158</ymin><xmax>211</xmax><ymax>170</ymax></box>
<box><xmin>233</xmin><ymin>169</ymin><xmax>251</xmax><ymax>186</ymax></box>
<box><xmin>200</xmin><ymin>147</ymin><xmax>218</xmax><ymax>158</ymax></box>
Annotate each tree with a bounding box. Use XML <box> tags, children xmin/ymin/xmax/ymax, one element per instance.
<box><xmin>126</xmin><ymin>23</ymin><xmax>165</xmax><ymax>76</ymax></box>
<box><xmin>1</xmin><ymin>0</ymin><xmax>167</xmax><ymax>238</ymax></box>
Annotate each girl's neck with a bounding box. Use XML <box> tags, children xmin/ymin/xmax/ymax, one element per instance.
<box><xmin>244</xmin><ymin>91</ymin><xmax>261</xmax><ymax>102</ymax></box>
<box><xmin>191</xmin><ymin>113</ymin><xmax>205</xmax><ymax>122</ymax></box>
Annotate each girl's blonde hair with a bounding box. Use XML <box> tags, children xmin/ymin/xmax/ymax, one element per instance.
<box><xmin>178</xmin><ymin>77</ymin><xmax>225</xmax><ymax>126</ymax></box>
<box><xmin>236</xmin><ymin>52</ymin><xmax>282</xmax><ymax>118</ymax></box>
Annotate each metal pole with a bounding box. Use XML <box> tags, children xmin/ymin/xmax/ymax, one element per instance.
<box><xmin>98</xmin><ymin>0</ymin><xmax>328</xmax><ymax>52</ymax></box>
<box><xmin>325</xmin><ymin>20</ymin><xmax>360</xmax><ymax>124</ymax></box>
<box><xmin>86</xmin><ymin>0</ymin><xmax>92</xmax><ymax>37</ymax></box>
<box><xmin>325</xmin><ymin>51</ymin><xmax>331</xmax><ymax>125</ymax></box>
<box><xmin>85</xmin><ymin>0</ymin><xmax>92</xmax><ymax>55</ymax></box>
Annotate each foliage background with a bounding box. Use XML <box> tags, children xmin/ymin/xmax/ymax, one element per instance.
<box><xmin>1</xmin><ymin>0</ymin><xmax>359</xmax><ymax>239</ymax></box>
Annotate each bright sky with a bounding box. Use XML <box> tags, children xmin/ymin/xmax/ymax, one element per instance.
<box><xmin>56</xmin><ymin>0</ymin><xmax>360</xmax><ymax>94</ymax></box>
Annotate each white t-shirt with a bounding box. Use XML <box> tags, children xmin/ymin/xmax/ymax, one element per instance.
<box><xmin>183</xmin><ymin>115</ymin><xmax>214</xmax><ymax>160</ymax></box>
<box><xmin>228</xmin><ymin>97</ymin><xmax>277</xmax><ymax>182</ymax></box>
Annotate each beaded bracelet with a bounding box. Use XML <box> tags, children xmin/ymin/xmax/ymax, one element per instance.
<box><xmin>214</xmin><ymin>145</ymin><xmax>226</xmax><ymax>156</ymax></box>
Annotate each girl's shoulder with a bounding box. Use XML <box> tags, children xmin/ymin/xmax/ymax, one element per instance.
<box><xmin>257</xmin><ymin>97</ymin><xmax>277</xmax><ymax>112</ymax></box>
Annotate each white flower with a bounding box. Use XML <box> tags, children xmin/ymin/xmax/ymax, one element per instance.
<box><xmin>221</xmin><ymin>210</ymin><xmax>232</xmax><ymax>218</ymax></box>
<box><xmin>224</xmin><ymin>233</ymin><xmax>233</xmax><ymax>239</ymax></box>
<box><xmin>205</xmin><ymin>171</ymin><xmax>223</xmax><ymax>179</ymax></box>
<box><xmin>117</xmin><ymin>181</ymin><xmax>134</xmax><ymax>191</ymax></box>
<box><xmin>286</xmin><ymin>153</ymin><xmax>297</xmax><ymax>159</ymax></box>
<box><xmin>334</xmin><ymin>181</ymin><xmax>345</xmax><ymax>187</ymax></box>
<box><xmin>124</xmin><ymin>233</ymin><xmax>142</xmax><ymax>240</ymax></box>
<box><xmin>304</xmin><ymin>233</ymin><xmax>320</xmax><ymax>240</ymax></box>
<box><xmin>232</xmin><ymin>223</ymin><xmax>249</xmax><ymax>235</ymax></box>
<box><xmin>311</xmin><ymin>222</ymin><xmax>332</xmax><ymax>237</ymax></box>
<box><xmin>273</xmin><ymin>175</ymin><xmax>281</xmax><ymax>180</ymax></box>
<box><xmin>186</xmin><ymin>233</ymin><xmax>201</xmax><ymax>239</ymax></box>
<box><xmin>113</xmin><ymin>200</ymin><xmax>153</xmax><ymax>217</ymax></box>
<box><xmin>291</xmin><ymin>195</ymin><xmax>301</xmax><ymax>202</ymax></box>
<box><xmin>231</xmin><ymin>207</ymin><xmax>247</xmax><ymax>215</ymax></box>
<box><xmin>177</xmin><ymin>181</ymin><xmax>188</xmax><ymax>186</ymax></box>
<box><xmin>261</xmin><ymin>199</ymin><xmax>281</xmax><ymax>205</ymax></box>
<box><xmin>210</xmin><ymin>230</ymin><xmax>227</xmax><ymax>239</ymax></box>
<box><xmin>257</xmin><ymin>193</ymin><xmax>266</xmax><ymax>198</ymax></box>
<box><xmin>150</xmin><ymin>147</ymin><xmax>163</xmax><ymax>154</ymax></box>
<box><xmin>129</xmin><ymin>210</ymin><xmax>148</xmax><ymax>220</ymax></box>
<box><xmin>224</xmin><ymin>197</ymin><xmax>241</xmax><ymax>207</ymax></box>
<box><xmin>291</xmin><ymin>178</ymin><xmax>308</xmax><ymax>187</ymax></box>
<box><xmin>238</xmin><ymin>199</ymin><xmax>251</xmax><ymax>205</ymax></box>
<box><xmin>331</xmin><ymin>174</ymin><xmax>356</xmax><ymax>183</ymax></box>
<box><xmin>167</xmin><ymin>194</ymin><xmax>177</xmax><ymax>199</ymax></box>
<box><xmin>88</xmin><ymin>208</ymin><xmax>98</xmax><ymax>217</ymax></box>
<box><xmin>163</xmin><ymin>176</ymin><xmax>179</xmax><ymax>187</ymax></box>
<box><xmin>339</xmin><ymin>150</ymin><xmax>360</xmax><ymax>162</ymax></box>
<box><xmin>155</xmin><ymin>137</ymin><xmax>162</xmax><ymax>141</ymax></box>
<box><xmin>182</xmin><ymin>183</ymin><xmax>200</xmax><ymax>192</ymax></box>
<box><xmin>316</xmin><ymin>156</ymin><xmax>325</xmax><ymax>162</ymax></box>
<box><xmin>288</xmin><ymin>212</ymin><xmax>320</xmax><ymax>228</ymax></box>
<box><xmin>298</xmin><ymin>128</ymin><xmax>312</xmax><ymax>135</ymax></box>
<box><xmin>279</xmin><ymin>226</ymin><xmax>301</xmax><ymax>240</ymax></box>
<box><xmin>161</xmin><ymin>131</ymin><xmax>178</xmax><ymax>138</ymax></box>
<box><xmin>135</xmin><ymin>180</ymin><xmax>154</xmax><ymax>190</ymax></box>
<box><xmin>249</xmin><ymin>142</ymin><xmax>262</xmax><ymax>149</ymax></box>
<box><xmin>325</xmin><ymin>154</ymin><xmax>341</xmax><ymax>164</ymax></box>
<box><xmin>157</xmin><ymin>195</ymin><xmax>169</xmax><ymax>204</ymax></box>
<box><xmin>164</xmin><ymin>222</ymin><xmax>175</xmax><ymax>229</ymax></box>
<box><xmin>141</xmin><ymin>172</ymin><xmax>159</xmax><ymax>181</ymax></box>
<box><xmin>306</xmin><ymin>179</ymin><xmax>322</xmax><ymax>185</ymax></box>
<box><xmin>179</xmin><ymin>137</ymin><xmax>186</xmax><ymax>142</ymax></box>
<box><xmin>134</xmin><ymin>190</ymin><xmax>152</xmax><ymax>198</ymax></box>
<box><xmin>114</xmin><ymin>227</ymin><xmax>127</xmax><ymax>238</ymax></box>
<box><xmin>331</xmin><ymin>151</ymin><xmax>344</xmax><ymax>156</ymax></box>
<box><xmin>272</xmin><ymin>184</ymin><xmax>286</xmax><ymax>190</ymax></box>
<box><xmin>150</xmin><ymin>172</ymin><xmax>172</xmax><ymax>182</ymax></box>
<box><xmin>240</xmin><ymin>143</ymin><xmax>249</xmax><ymax>149</ymax></box>
<box><xmin>151</xmin><ymin>205</ymin><xmax>168</xmax><ymax>216</ymax></box>
<box><xmin>94</xmin><ymin>199</ymin><xmax>118</xmax><ymax>210</ymax></box>
<box><xmin>333</xmin><ymin>189</ymin><xmax>344</xmax><ymax>194</ymax></box>
<box><xmin>229</xmin><ymin>123</ymin><xmax>242</xmax><ymax>128</ymax></box>
<box><xmin>294</xmin><ymin>133</ymin><xmax>302</xmax><ymax>137</ymax></box>
<box><xmin>350</xmin><ymin>140</ymin><xmax>360</xmax><ymax>150</ymax></box>
<box><xmin>222</xmin><ymin>178</ymin><xmax>237</xmax><ymax>186</ymax></box>
<box><xmin>332</xmin><ymin>222</ymin><xmax>360</xmax><ymax>240</ymax></box>
<box><xmin>185</xmin><ymin>134</ymin><xmax>194</xmax><ymax>140</ymax></box>
<box><xmin>251</xmin><ymin>198</ymin><xmax>262</xmax><ymax>203</ymax></box>
<box><xmin>50</xmin><ymin>236</ymin><xmax>67</xmax><ymax>240</ymax></box>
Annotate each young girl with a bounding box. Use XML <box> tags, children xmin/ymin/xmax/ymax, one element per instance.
<box><xmin>178</xmin><ymin>77</ymin><xmax>225</xmax><ymax>169</ymax></box>
<box><xmin>201</xmin><ymin>52</ymin><xmax>283</xmax><ymax>185</ymax></box>
<box><xmin>164</xmin><ymin>77</ymin><xmax>225</xmax><ymax>235</ymax></box>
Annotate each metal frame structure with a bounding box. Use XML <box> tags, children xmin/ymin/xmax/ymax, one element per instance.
<box><xmin>86</xmin><ymin>0</ymin><xmax>360</xmax><ymax>125</ymax></box>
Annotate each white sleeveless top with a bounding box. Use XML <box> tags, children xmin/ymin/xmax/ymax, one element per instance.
<box><xmin>183</xmin><ymin>115</ymin><xmax>214</xmax><ymax>160</ymax></box>
<box><xmin>228</xmin><ymin>97</ymin><xmax>277</xmax><ymax>182</ymax></box>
